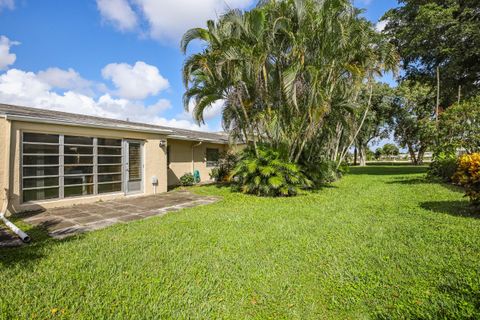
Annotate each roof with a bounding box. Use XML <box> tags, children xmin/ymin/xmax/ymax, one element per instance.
<box><xmin>0</xmin><ymin>103</ymin><xmax>229</xmax><ymax>144</ymax></box>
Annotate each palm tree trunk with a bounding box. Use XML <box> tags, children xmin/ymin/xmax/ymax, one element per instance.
<box><xmin>336</xmin><ymin>80</ymin><xmax>374</xmax><ymax>170</ymax></box>
<box><xmin>237</xmin><ymin>90</ymin><xmax>259</xmax><ymax>157</ymax></box>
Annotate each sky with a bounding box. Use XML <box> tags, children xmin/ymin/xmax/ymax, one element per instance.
<box><xmin>0</xmin><ymin>0</ymin><xmax>399</xmax><ymax>133</ymax></box>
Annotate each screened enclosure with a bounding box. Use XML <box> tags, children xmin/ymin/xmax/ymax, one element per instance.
<box><xmin>22</xmin><ymin>132</ymin><xmax>124</xmax><ymax>202</ymax></box>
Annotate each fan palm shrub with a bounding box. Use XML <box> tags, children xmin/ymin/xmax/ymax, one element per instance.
<box><xmin>301</xmin><ymin>159</ymin><xmax>348</xmax><ymax>186</ymax></box>
<box><xmin>230</xmin><ymin>146</ymin><xmax>312</xmax><ymax>197</ymax></box>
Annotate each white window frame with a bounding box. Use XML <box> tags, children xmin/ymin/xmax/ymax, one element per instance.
<box><xmin>21</xmin><ymin>132</ymin><xmax>124</xmax><ymax>203</ymax></box>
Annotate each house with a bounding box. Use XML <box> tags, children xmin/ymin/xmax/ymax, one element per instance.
<box><xmin>0</xmin><ymin>104</ymin><xmax>234</xmax><ymax>214</ymax></box>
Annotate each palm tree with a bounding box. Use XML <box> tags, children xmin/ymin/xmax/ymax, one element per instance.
<box><xmin>181</xmin><ymin>0</ymin><xmax>398</xmax><ymax>165</ymax></box>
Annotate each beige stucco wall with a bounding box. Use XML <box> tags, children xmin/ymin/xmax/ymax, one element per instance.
<box><xmin>0</xmin><ymin>117</ymin><xmax>8</xmax><ymax>211</ymax></box>
<box><xmin>167</xmin><ymin>139</ymin><xmax>228</xmax><ymax>186</ymax></box>
<box><xmin>7</xmin><ymin>120</ymin><xmax>168</xmax><ymax>214</ymax></box>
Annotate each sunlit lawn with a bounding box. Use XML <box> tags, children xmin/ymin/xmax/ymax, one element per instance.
<box><xmin>1</xmin><ymin>166</ymin><xmax>479</xmax><ymax>319</ymax></box>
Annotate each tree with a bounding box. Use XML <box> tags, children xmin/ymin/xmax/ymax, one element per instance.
<box><xmin>354</xmin><ymin>82</ymin><xmax>395</xmax><ymax>166</ymax></box>
<box><xmin>390</xmin><ymin>81</ymin><xmax>437</xmax><ymax>165</ymax></box>
<box><xmin>438</xmin><ymin>95</ymin><xmax>480</xmax><ymax>154</ymax></box>
<box><xmin>383</xmin><ymin>0</ymin><xmax>480</xmax><ymax>106</ymax></box>
<box><xmin>365</xmin><ymin>149</ymin><xmax>375</xmax><ymax>161</ymax></box>
<box><xmin>382</xmin><ymin>143</ymin><xmax>400</xmax><ymax>158</ymax></box>
<box><xmin>182</xmin><ymin>0</ymin><xmax>398</xmax><ymax>168</ymax></box>
<box><xmin>374</xmin><ymin>147</ymin><xmax>383</xmax><ymax>160</ymax></box>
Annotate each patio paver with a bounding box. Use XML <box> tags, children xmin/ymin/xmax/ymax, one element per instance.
<box><xmin>0</xmin><ymin>225</ymin><xmax>24</xmax><ymax>247</ymax></box>
<box><xmin>20</xmin><ymin>190</ymin><xmax>219</xmax><ymax>239</ymax></box>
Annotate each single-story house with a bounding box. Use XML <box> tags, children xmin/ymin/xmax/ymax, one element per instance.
<box><xmin>0</xmin><ymin>104</ymin><xmax>235</xmax><ymax>214</ymax></box>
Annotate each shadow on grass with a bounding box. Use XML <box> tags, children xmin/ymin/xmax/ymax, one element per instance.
<box><xmin>0</xmin><ymin>219</ymin><xmax>86</xmax><ymax>268</ymax></box>
<box><xmin>212</xmin><ymin>181</ymin><xmax>338</xmax><ymax>193</ymax></box>
<box><xmin>349</xmin><ymin>166</ymin><xmax>428</xmax><ymax>176</ymax></box>
<box><xmin>386</xmin><ymin>177</ymin><xmax>430</xmax><ymax>185</ymax></box>
<box><xmin>386</xmin><ymin>177</ymin><xmax>465</xmax><ymax>195</ymax></box>
<box><xmin>420</xmin><ymin>200</ymin><xmax>480</xmax><ymax>218</ymax></box>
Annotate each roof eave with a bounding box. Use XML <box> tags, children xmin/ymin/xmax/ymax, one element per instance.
<box><xmin>167</xmin><ymin>134</ymin><xmax>228</xmax><ymax>144</ymax></box>
<box><xmin>4</xmin><ymin>114</ymin><xmax>174</xmax><ymax>135</ymax></box>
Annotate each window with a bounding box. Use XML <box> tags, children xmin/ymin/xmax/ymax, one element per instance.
<box><xmin>97</xmin><ymin>138</ymin><xmax>123</xmax><ymax>194</ymax></box>
<box><xmin>22</xmin><ymin>133</ymin><xmax>60</xmax><ymax>202</ymax></box>
<box><xmin>63</xmin><ymin>135</ymin><xmax>94</xmax><ymax>198</ymax></box>
<box><xmin>206</xmin><ymin>148</ymin><xmax>220</xmax><ymax>167</ymax></box>
<box><xmin>22</xmin><ymin>133</ymin><xmax>123</xmax><ymax>202</ymax></box>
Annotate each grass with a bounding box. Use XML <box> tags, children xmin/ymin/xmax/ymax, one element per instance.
<box><xmin>1</xmin><ymin>166</ymin><xmax>479</xmax><ymax>319</ymax></box>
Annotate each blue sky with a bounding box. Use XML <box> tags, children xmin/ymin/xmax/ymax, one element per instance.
<box><xmin>0</xmin><ymin>0</ymin><xmax>398</xmax><ymax>133</ymax></box>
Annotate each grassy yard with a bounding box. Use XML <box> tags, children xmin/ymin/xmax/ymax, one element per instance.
<box><xmin>1</xmin><ymin>166</ymin><xmax>479</xmax><ymax>319</ymax></box>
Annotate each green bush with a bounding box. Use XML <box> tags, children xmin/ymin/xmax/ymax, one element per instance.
<box><xmin>302</xmin><ymin>160</ymin><xmax>347</xmax><ymax>186</ymax></box>
<box><xmin>428</xmin><ymin>152</ymin><xmax>457</xmax><ymax>182</ymax></box>
<box><xmin>209</xmin><ymin>168</ymin><xmax>221</xmax><ymax>182</ymax></box>
<box><xmin>179</xmin><ymin>173</ymin><xmax>195</xmax><ymax>186</ymax></box>
<box><xmin>230</xmin><ymin>146</ymin><xmax>312</xmax><ymax>197</ymax></box>
<box><xmin>209</xmin><ymin>152</ymin><xmax>238</xmax><ymax>182</ymax></box>
<box><xmin>438</xmin><ymin>95</ymin><xmax>480</xmax><ymax>154</ymax></box>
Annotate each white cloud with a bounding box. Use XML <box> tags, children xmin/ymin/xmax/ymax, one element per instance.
<box><xmin>181</xmin><ymin>99</ymin><xmax>224</xmax><ymax>122</ymax></box>
<box><xmin>96</xmin><ymin>0</ymin><xmax>254</xmax><ymax>43</ymax></box>
<box><xmin>37</xmin><ymin>67</ymin><xmax>94</xmax><ymax>95</ymax></box>
<box><xmin>376</xmin><ymin>20</ymin><xmax>388</xmax><ymax>33</ymax></box>
<box><xmin>0</xmin><ymin>36</ymin><xmax>207</xmax><ymax>130</ymax></box>
<box><xmin>0</xmin><ymin>69</ymin><xmax>115</xmax><ymax>117</ymax></box>
<box><xmin>156</xmin><ymin>117</ymin><xmax>211</xmax><ymax>131</ymax></box>
<box><xmin>0</xmin><ymin>35</ymin><xmax>19</xmax><ymax>70</ymax></box>
<box><xmin>102</xmin><ymin>61</ymin><xmax>169</xmax><ymax>100</ymax></box>
<box><xmin>0</xmin><ymin>0</ymin><xmax>14</xmax><ymax>11</ymax></box>
<box><xmin>0</xmin><ymin>68</ymin><xmax>207</xmax><ymax>131</ymax></box>
<box><xmin>135</xmin><ymin>0</ymin><xmax>254</xmax><ymax>42</ymax></box>
<box><xmin>96</xmin><ymin>0</ymin><xmax>138</xmax><ymax>31</ymax></box>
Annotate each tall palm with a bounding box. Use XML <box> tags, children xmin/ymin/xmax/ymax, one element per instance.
<box><xmin>181</xmin><ymin>0</ymin><xmax>398</xmax><ymax>164</ymax></box>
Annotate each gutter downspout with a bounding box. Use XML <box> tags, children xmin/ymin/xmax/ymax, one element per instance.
<box><xmin>191</xmin><ymin>141</ymin><xmax>203</xmax><ymax>174</ymax></box>
<box><xmin>1</xmin><ymin>115</ymin><xmax>30</xmax><ymax>243</ymax></box>
<box><xmin>1</xmin><ymin>206</ymin><xmax>31</xmax><ymax>243</ymax></box>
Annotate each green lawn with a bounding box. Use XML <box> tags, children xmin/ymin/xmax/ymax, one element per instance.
<box><xmin>1</xmin><ymin>166</ymin><xmax>479</xmax><ymax>319</ymax></box>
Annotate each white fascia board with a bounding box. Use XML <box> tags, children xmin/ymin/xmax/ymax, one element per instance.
<box><xmin>167</xmin><ymin>134</ymin><xmax>228</xmax><ymax>144</ymax></box>
<box><xmin>5</xmin><ymin>114</ymin><xmax>173</xmax><ymax>135</ymax></box>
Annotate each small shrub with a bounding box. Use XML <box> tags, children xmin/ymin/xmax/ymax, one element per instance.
<box><xmin>209</xmin><ymin>152</ymin><xmax>238</xmax><ymax>182</ymax></box>
<box><xmin>428</xmin><ymin>152</ymin><xmax>458</xmax><ymax>182</ymax></box>
<box><xmin>179</xmin><ymin>173</ymin><xmax>195</xmax><ymax>186</ymax></box>
<box><xmin>302</xmin><ymin>160</ymin><xmax>347</xmax><ymax>186</ymax></box>
<box><xmin>337</xmin><ymin>162</ymin><xmax>350</xmax><ymax>177</ymax></box>
<box><xmin>209</xmin><ymin>168</ymin><xmax>221</xmax><ymax>181</ymax></box>
<box><xmin>453</xmin><ymin>153</ymin><xmax>480</xmax><ymax>206</ymax></box>
<box><xmin>230</xmin><ymin>146</ymin><xmax>312</xmax><ymax>197</ymax></box>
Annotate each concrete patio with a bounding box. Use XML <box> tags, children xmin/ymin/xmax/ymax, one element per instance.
<box><xmin>0</xmin><ymin>225</ymin><xmax>24</xmax><ymax>247</ymax></box>
<box><xmin>20</xmin><ymin>190</ymin><xmax>219</xmax><ymax>239</ymax></box>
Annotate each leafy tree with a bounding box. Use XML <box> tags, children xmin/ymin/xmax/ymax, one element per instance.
<box><xmin>383</xmin><ymin>0</ymin><xmax>480</xmax><ymax>106</ymax></box>
<box><xmin>438</xmin><ymin>95</ymin><xmax>480</xmax><ymax>154</ymax></box>
<box><xmin>390</xmin><ymin>81</ymin><xmax>437</xmax><ymax>165</ymax></box>
<box><xmin>354</xmin><ymin>82</ymin><xmax>395</xmax><ymax>165</ymax></box>
<box><xmin>382</xmin><ymin>143</ymin><xmax>400</xmax><ymax>158</ymax></box>
<box><xmin>365</xmin><ymin>149</ymin><xmax>375</xmax><ymax>161</ymax></box>
<box><xmin>374</xmin><ymin>147</ymin><xmax>383</xmax><ymax>160</ymax></box>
